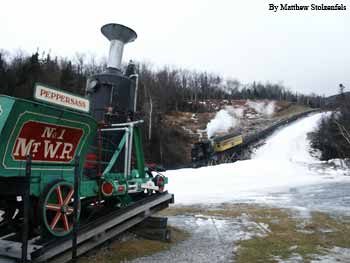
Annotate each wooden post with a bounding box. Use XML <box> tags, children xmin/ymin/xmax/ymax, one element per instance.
<box><xmin>72</xmin><ymin>156</ymin><xmax>80</xmax><ymax>262</ymax></box>
<box><xmin>22</xmin><ymin>155</ymin><xmax>31</xmax><ymax>263</ymax></box>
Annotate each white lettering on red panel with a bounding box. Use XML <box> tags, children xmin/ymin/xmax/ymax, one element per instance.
<box><xmin>12</xmin><ymin>121</ymin><xmax>83</xmax><ymax>163</ymax></box>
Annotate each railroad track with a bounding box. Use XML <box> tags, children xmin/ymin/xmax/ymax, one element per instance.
<box><xmin>0</xmin><ymin>192</ymin><xmax>174</xmax><ymax>263</ymax></box>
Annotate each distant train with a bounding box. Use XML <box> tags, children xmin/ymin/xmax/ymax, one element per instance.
<box><xmin>191</xmin><ymin>110</ymin><xmax>317</xmax><ymax>167</ymax></box>
<box><xmin>191</xmin><ymin>131</ymin><xmax>243</xmax><ymax>167</ymax></box>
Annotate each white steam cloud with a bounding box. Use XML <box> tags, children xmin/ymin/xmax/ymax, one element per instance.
<box><xmin>206</xmin><ymin>106</ymin><xmax>240</xmax><ymax>138</ymax></box>
<box><xmin>247</xmin><ymin>100</ymin><xmax>275</xmax><ymax>117</ymax></box>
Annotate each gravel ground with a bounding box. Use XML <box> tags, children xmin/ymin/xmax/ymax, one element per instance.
<box><xmin>128</xmin><ymin>215</ymin><xmax>258</xmax><ymax>263</ymax></box>
<box><xmin>127</xmin><ymin>181</ymin><xmax>350</xmax><ymax>263</ymax></box>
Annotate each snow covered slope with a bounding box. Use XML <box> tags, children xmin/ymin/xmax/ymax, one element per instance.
<box><xmin>165</xmin><ymin>113</ymin><xmax>350</xmax><ymax>205</ymax></box>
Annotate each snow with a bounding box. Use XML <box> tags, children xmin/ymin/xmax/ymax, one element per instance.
<box><xmin>310</xmin><ymin>247</ymin><xmax>350</xmax><ymax>262</ymax></box>
<box><xmin>165</xmin><ymin>113</ymin><xmax>350</xmax><ymax>205</ymax></box>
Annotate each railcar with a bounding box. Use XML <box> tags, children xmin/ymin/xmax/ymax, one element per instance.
<box><xmin>191</xmin><ymin>131</ymin><xmax>243</xmax><ymax>166</ymax></box>
<box><xmin>212</xmin><ymin>131</ymin><xmax>243</xmax><ymax>152</ymax></box>
<box><xmin>0</xmin><ymin>23</ymin><xmax>167</xmax><ymax>238</ymax></box>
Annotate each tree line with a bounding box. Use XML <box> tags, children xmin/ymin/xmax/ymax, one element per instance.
<box><xmin>0</xmin><ymin>49</ymin><xmax>327</xmax><ymax>165</ymax></box>
<box><xmin>310</xmin><ymin>86</ymin><xmax>350</xmax><ymax>161</ymax></box>
<box><xmin>0</xmin><ymin>50</ymin><xmax>325</xmax><ymax>110</ymax></box>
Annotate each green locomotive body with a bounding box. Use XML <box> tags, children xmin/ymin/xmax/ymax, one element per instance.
<box><xmin>0</xmin><ymin>95</ymin><xmax>97</xmax><ymax>195</ymax></box>
<box><xmin>0</xmin><ymin>87</ymin><xmax>165</xmax><ymax>237</ymax></box>
<box><xmin>0</xmin><ymin>23</ymin><xmax>168</xmax><ymax>238</ymax></box>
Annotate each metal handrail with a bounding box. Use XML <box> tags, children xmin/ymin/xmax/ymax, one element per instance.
<box><xmin>111</xmin><ymin>120</ymin><xmax>144</xmax><ymax>127</ymax></box>
<box><xmin>100</xmin><ymin>127</ymin><xmax>129</xmax><ymax>132</ymax></box>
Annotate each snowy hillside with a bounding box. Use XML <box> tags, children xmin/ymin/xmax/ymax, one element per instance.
<box><xmin>165</xmin><ymin>113</ymin><xmax>350</xmax><ymax>205</ymax></box>
<box><xmin>162</xmin><ymin>100</ymin><xmax>311</xmax><ymax>166</ymax></box>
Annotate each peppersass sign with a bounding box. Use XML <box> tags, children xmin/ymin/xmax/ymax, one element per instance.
<box><xmin>34</xmin><ymin>83</ymin><xmax>90</xmax><ymax>113</ymax></box>
<box><xmin>12</xmin><ymin>121</ymin><xmax>83</xmax><ymax>163</ymax></box>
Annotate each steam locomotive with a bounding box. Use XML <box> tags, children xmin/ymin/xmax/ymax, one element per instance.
<box><xmin>0</xmin><ymin>24</ymin><xmax>167</xmax><ymax>238</ymax></box>
<box><xmin>191</xmin><ymin>109</ymin><xmax>316</xmax><ymax>167</ymax></box>
<box><xmin>191</xmin><ymin>131</ymin><xmax>243</xmax><ymax>167</ymax></box>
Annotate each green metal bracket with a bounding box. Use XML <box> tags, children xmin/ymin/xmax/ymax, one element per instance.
<box><xmin>133</xmin><ymin>127</ymin><xmax>145</xmax><ymax>178</ymax></box>
<box><xmin>103</xmin><ymin>131</ymin><xmax>128</xmax><ymax>176</ymax></box>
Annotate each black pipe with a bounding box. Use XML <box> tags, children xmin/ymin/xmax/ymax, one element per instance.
<box><xmin>72</xmin><ymin>155</ymin><xmax>80</xmax><ymax>262</ymax></box>
<box><xmin>22</xmin><ymin>155</ymin><xmax>31</xmax><ymax>263</ymax></box>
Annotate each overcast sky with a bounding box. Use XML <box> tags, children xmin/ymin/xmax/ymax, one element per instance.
<box><xmin>1</xmin><ymin>0</ymin><xmax>349</xmax><ymax>96</ymax></box>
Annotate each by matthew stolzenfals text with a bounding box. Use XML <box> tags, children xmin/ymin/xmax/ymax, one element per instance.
<box><xmin>269</xmin><ymin>3</ymin><xmax>346</xmax><ymax>12</ymax></box>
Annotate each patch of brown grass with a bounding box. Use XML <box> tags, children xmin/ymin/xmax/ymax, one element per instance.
<box><xmin>236</xmin><ymin>210</ymin><xmax>350</xmax><ymax>263</ymax></box>
<box><xmin>78</xmin><ymin>226</ymin><xmax>189</xmax><ymax>263</ymax></box>
<box><xmin>159</xmin><ymin>205</ymin><xmax>350</xmax><ymax>263</ymax></box>
<box><xmin>158</xmin><ymin>204</ymin><xmax>287</xmax><ymax>219</ymax></box>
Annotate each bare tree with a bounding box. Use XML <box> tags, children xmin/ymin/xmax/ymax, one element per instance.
<box><xmin>334</xmin><ymin>119</ymin><xmax>350</xmax><ymax>145</ymax></box>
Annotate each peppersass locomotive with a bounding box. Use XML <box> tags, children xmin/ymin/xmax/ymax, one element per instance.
<box><xmin>0</xmin><ymin>23</ymin><xmax>167</xmax><ymax>237</ymax></box>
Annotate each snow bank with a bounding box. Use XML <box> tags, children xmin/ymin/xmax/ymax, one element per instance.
<box><xmin>206</xmin><ymin>106</ymin><xmax>241</xmax><ymax>138</ymax></box>
<box><xmin>165</xmin><ymin>113</ymin><xmax>350</xmax><ymax>205</ymax></box>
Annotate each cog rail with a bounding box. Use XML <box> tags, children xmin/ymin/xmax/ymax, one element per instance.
<box><xmin>0</xmin><ymin>192</ymin><xmax>174</xmax><ymax>263</ymax></box>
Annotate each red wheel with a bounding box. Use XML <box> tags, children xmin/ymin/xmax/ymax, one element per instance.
<box><xmin>155</xmin><ymin>175</ymin><xmax>165</xmax><ymax>193</ymax></box>
<box><xmin>42</xmin><ymin>181</ymin><xmax>80</xmax><ymax>237</ymax></box>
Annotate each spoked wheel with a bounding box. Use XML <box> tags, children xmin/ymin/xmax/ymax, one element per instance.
<box><xmin>41</xmin><ymin>181</ymin><xmax>80</xmax><ymax>237</ymax></box>
<box><xmin>154</xmin><ymin>175</ymin><xmax>165</xmax><ymax>193</ymax></box>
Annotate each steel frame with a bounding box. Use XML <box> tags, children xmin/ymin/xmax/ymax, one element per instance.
<box><xmin>0</xmin><ymin>192</ymin><xmax>174</xmax><ymax>263</ymax></box>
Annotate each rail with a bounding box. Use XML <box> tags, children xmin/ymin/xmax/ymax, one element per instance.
<box><xmin>0</xmin><ymin>191</ymin><xmax>174</xmax><ymax>263</ymax></box>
